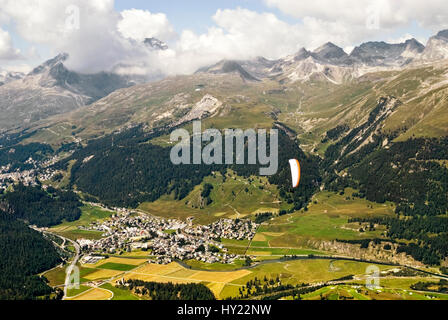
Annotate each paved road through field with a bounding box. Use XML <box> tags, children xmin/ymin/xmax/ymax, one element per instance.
<box><xmin>62</xmin><ymin>236</ymin><xmax>81</xmax><ymax>299</ymax></box>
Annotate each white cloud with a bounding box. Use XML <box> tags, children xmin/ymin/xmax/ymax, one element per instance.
<box><xmin>176</xmin><ymin>9</ymin><xmax>303</xmax><ymax>61</ymax></box>
<box><xmin>117</xmin><ymin>9</ymin><xmax>176</xmax><ymax>42</ymax></box>
<box><xmin>0</xmin><ymin>0</ymin><xmax>146</xmax><ymax>72</ymax></box>
<box><xmin>387</xmin><ymin>33</ymin><xmax>425</xmax><ymax>46</ymax></box>
<box><xmin>0</xmin><ymin>63</ymin><xmax>32</xmax><ymax>73</ymax></box>
<box><xmin>1</xmin><ymin>0</ymin><xmax>447</xmax><ymax>78</ymax></box>
<box><xmin>165</xmin><ymin>7</ymin><xmax>375</xmax><ymax>74</ymax></box>
<box><xmin>265</xmin><ymin>0</ymin><xmax>448</xmax><ymax>31</ymax></box>
<box><xmin>0</xmin><ymin>27</ymin><xmax>22</xmax><ymax>60</ymax></box>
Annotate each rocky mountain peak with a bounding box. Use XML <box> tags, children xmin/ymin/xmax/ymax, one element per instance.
<box><xmin>29</xmin><ymin>53</ymin><xmax>69</xmax><ymax>75</ymax></box>
<box><xmin>144</xmin><ymin>38</ymin><xmax>168</xmax><ymax>51</ymax></box>
<box><xmin>421</xmin><ymin>29</ymin><xmax>448</xmax><ymax>61</ymax></box>
<box><xmin>350</xmin><ymin>41</ymin><xmax>414</xmax><ymax>66</ymax></box>
<box><xmin>312</xmin><ymin>42</ymin><xmax>349</xmax><ymax>64</ymax></box>
<box><xmin>196</xmin><ymin>60</ymin><xmax>259</xmax><ymax>82</ymax></box>
<box><xmin>435</xmin><ymin>29</ymin><xmax>448</xmax><ymax>40</ymax></box>
<box><xmin>293</xmin><ymin>48</ymin><xmax>312</xmax><ymax>61</ymax></box>
<box><xmin>404</xmin><ymin>38</ymin><xmax>425</xmax><ymax>52</ymax></box>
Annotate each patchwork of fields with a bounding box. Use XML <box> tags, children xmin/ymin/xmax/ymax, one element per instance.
<box><xmin>41</xmin><ymin>185</ymin><xmax>446</xmax><ymax>301</ymax></box>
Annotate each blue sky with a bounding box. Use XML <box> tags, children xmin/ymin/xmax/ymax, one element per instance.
<box><xmin>114</xmin><ymin>0</ymin><xmax>297</xmax><ymax>34</ymax></box>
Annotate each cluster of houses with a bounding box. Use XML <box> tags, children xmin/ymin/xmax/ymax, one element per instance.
<box><xmin>0</xmin><ymin>167</ymin><xmax>37</xmax><ymax>190</ymax></box>
<box><xmin>77</xmin><ymin>210</ymin><xmax>258</xmax><ymax>264</ymax></box>
<box><xmin>0</xmin><ymin>154</ymin><xmax>66</xmax><ymax>191</ymax></box>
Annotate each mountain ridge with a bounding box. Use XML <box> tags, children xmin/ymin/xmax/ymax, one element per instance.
<box><xmin>0</xmin><ymin>53</ymin><xmax>142</xmax><ymax>131</ymax></box>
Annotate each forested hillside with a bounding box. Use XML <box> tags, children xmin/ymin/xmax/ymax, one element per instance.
<box><xmin>120</xmin><ymin>279</ymin><xmax>216</xmax><ymax>300</ymax></box>
<box><xmin>60</xmin><ymin>127</ymin><xmax>320</xmax><ymax>211</ymax></box>
<box><xmin>1</xmin><ymin>183</ymin><xmax>82</xmax><ymax>227</ymax></box>
<box><xmin>0</xmin><ymin>185</ymin><xmax>84</xmax><ymax>299</ymax></box>
<box><xmin>0</xmin><ymin>212</ymin><xmax>62</xmax><ymax>300</ymax></box>
<box><xmin>323</xmin><ymin>119</ymin><xmax>448</xmax><ymax>265</ymax></box>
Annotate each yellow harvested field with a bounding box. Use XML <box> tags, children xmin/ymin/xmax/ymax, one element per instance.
<box><xmin>166</xmin><ymin>269</ymin><xmax>197</xmax><ymax>278</ymax></box>
<box><xmin>84</xmin><ymin>269</ymin><xmax>124</xmax><ymax>281</ymax></box>
<box><xmin>70</xmin><ymin>288</ymin><xmax>112</xmax><ymax>300</ymax></box>
<box><xmin>124</xmin><ymin>262</ymin><xmax>251</xmax><ymax>298</ymax></box>
<box><xmin>124</xmin><ymin>273</ymin><xmax>194</xmax><ymax>284</ymax></box>
<box><xmin>131</xmin><ymin>262</ymin><xmax>183</xmax><ymax>276</ymax></box>
<box><xmin>252</xmin><ymin>208</ymin><xmax>279</xmax><ymax>215</ymax></box>
<box><xmin>253</xmin><ymin>233</ymin><xmax>267</xmax><ymax>241</ymax></box>
<box><xmin>207</xmin><ymin>282</ymin><xmax>226</xmax><ymax>297</ymax></box>
<box><xmin>214</xmin><ymin>212</ymin><xmax>228</xmax><ymax>217</ymax></box>
<box><xmin>97</xmin><ymin>257</ymin><xmax>147</xmax><ymax>266</ymax></box>
<box><xmin>246</xmin><ymin>250</ymin><xmax>272</xmax><ymax>256</ymax></box>
<box><xmin>188</xmin><ymin>270</ymin><xmax>251</xmax><ymax>283</ymax></box>
<box><xmin>229</xmin><ymin>213</ymin><xmax>249</xmax><ymax>219</ymax></box>
<box><xmin>262</xmin><ymin>232</ymin><xmax>284</xmax><ymax>237</ymax></box>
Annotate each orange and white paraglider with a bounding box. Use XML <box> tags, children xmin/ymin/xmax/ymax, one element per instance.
<box><xmin>289</xmin><ymin>159</ymin><xmax>301</xmax><ymax>188</ymax></box>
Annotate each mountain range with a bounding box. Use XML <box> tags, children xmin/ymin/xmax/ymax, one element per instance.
<box><xmin>1</xmin><ymin>30</ymin><xmax>448</xmax><ymax>137</ymax></box>
<box><xmin>0</xmin><ymin>53</ymin><xmax>142</xmax><ymax>130</ymax></box>
<box><xmin>196</xmin><ymin>30</ymin><xmax>448</xmax><ymax>84</ymax></box>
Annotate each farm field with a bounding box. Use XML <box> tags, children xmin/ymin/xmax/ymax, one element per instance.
<box><xmin>183</xmin><ymin>259</ymin><xmax>247</xmax><ymax>271</ymax></box>
<box><xmin>67</xmin><ymin>285</ymin><xmax>91</xmax><ymax>298</ymax></box>
<box><xmin>91</xmin><ymin>257</ymin><xmax>148</xmax><ymax>267</ymax></box>
<box><xmin>68</xmin><ymin>287</ymin><xmax>113</xmax><ymax>300</ymax></box>
<box><xmin>43</xmin><ymin>257</ymin><xmax>148</xmax><ymax>290</ymax></box>
<box><xmin>42</xmin><ymin>263</ymin><xmax>104</xmax><ymax>287</ymax></box>
<box><xmin>123</xmin><ymin>262</ymin><xmax>251</xmax><ymax>298</ymax></box>
<box><xmin>218</xmin><ymin>259</ymin><xmax>392</xmax><ymax>299</ymax></box>
<box><xmin>100</xmin><ymin>283</ymin><xmax>141</xmax><ymax>300</ymax></box>
<box><xmin>117</xmin><ymin>259</ymin><xmax>400</xmax><ymax>299</ymax></box>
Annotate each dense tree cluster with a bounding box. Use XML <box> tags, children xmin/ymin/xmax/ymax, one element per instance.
<box><xmin>255</xmin><ymin>212</ymin><xmax>273</xmax><ymax>224</ymax></box>
<box><xmin>0</xmin><ymin>212</ymin><xmax>62</xmax><ymax>300</ymax></box>
<box><xmin>1</xmin><ymin>183</ymin><xmax>82</xmax><ymax>227</ymax></box>
<box><xmin>349</xmin><ymin>216</ymin><xmax>448</xmax><ymax>265</ymax></box>
<box><xmin>0</xmin><ymin>143</ymin><xmax>53</xmax><ymax>171</ymax></box>
<box><xmin>232</xmin><ymin>276</ymin><xmax>307</xmax><ymax>299</ymax></box>
<box><xmin>121</xmin><ymin>279</ymin><xmax>215</xmax><ymax>300</ymax></box>
<box><xmin>411</xmin><ymin>279</ymin><xmax>448</xmax><ymax>293</ymax></box>
<box><xmin>325</xmin><ymin>124</ymin><xmax>350</xmax><ymax>141</ymax></box>
<box><xmin>201</xmin><ymin>183</ymin><xmax>214</xmax><ymax>206</ymax></box>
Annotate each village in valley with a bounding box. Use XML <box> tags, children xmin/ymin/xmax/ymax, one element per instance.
<box><xmin>76</xmin><ymin>205</ymin><xmax>258</xmax><ymax>265</ymax></box>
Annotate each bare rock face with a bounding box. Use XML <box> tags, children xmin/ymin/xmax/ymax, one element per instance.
<box><xmin>174</xmin><ymin>94</ymin><xmax>223</xmax><ymax>126</ymax></box>
<box><xmin>307</xmin><ymin>239</ymin><xmax>424</xmax><ymax>268</ymax></box>
<box><xmin>421</xmin><ymin>30</ymin><xmax>448</xmax><ymax>61</ymax></box>
<box><xmin>143</xmin><ymin>37</ymin><xmax>169</xmax><ymax>51</ymax></box>
<box><xmin>349</xmin><ymin>39</ymin><xmax>424</xmax><ymax>67</ymax></box>
<box><xmin>196</xmin><ymin>60</ymin><xmax>260</xmax><ymax>82</ymax></box>
<box><xmin>312</xmin><ymin>42</ymin><xmax>350</xmax><ymax>65</ymax></box>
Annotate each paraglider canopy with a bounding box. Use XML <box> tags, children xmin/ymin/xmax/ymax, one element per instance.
<box><xmin>289</xmin><ymin>159</ymin><xmax>301</xmax><ymax>188</ymax></box>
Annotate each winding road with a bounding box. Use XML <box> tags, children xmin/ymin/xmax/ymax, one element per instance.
<box><xmin>34</xmin><ymin>228</ymin><xmax>81</xmax><ymax>300</ymax></box>
<box><xmin>62</xmin><ymin>236</ymin><xmax>81</xmax><ymax>299</ymax></box>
